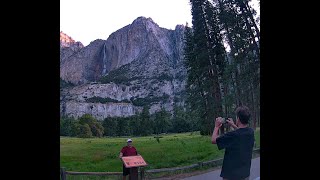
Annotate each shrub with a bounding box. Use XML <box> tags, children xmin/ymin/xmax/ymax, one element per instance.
<box><xmin>131</xmin><ymin>94</ymin><xmax>170</xmax><ymax>107</ymax></box>
<box><xmin>79</xmin><ymin>114</ymin><xmax>104</xmax><ymax>138</ymax></box>
<box><xmin>60</xmin><ymin>78</ymin><xmax>74</xmax><ymax>88</ymax></box>
<box><xmin>78</xmin><ymin>124</ymin><xmax>92</xmax><ymax>138</ymax></box>
<box><xmin>86</xmin><ymin>96</ymin><xmax>130</xmax><ymax>104</ymax></box>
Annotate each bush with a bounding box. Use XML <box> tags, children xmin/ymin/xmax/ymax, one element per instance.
<box><xmin>122</xmin><ymin>99</ymin><xmax>131</xmax><ymax>103</ymax></box>
<box><xmin>99</xmin><ymin>65</ymin><xmax>130</xmax><ymax>84</ymax></box>
<box><xmin>60</xmin><ymin>78</ymin><xmax>74</xmax><ymax>89</ymax></box>
<box><xmin>78</xmin><ymin>124</ymin><xmax>92</xmax><ymax>138</ymax></box>
<box><xmin>91</xmin><ymin>122</ymin><xmax>104</xmax><ymax>138</ymax></box>
<box><xmin>78</xmin><ymin>114</ymin><xmax>104</xmax><ymax>138</ymax></box>
<box><xmin>86</xmin><ymin>96</ymin><xmax>130</xmax><ymax>104</ymax></box>
<box><xmin>60</xmin><ymin>117</ymin><xmax>79</xmax><ymax>137</ymax></box>
<box><xmin>131</xmin><ymin>94</ymin><xmax>170</xmax><ymax>107</ymax></box>
<box><xmin>86</xmin><ymin>96</ymin><xmax>119</xmax><ymax>103</ymax></box>
<box><xmin>156</xmin><ymin>74</ymin><xmax>173</xmax><ymax>81</ymax></box>
<box><xmin>103</xmin><ymin>114</ymin><xmax>152</xmax><ymax>137</ymax></box>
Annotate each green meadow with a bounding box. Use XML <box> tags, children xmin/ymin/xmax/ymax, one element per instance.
<box><xmin>61</xmin><ymin>130</ymin><xmax>260</xmax><ymax>172</ymax></box>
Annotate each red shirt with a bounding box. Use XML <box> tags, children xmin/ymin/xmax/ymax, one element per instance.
<box><xmin>121</xmin><ymin>146</ymin><xmax>137</xmax><ymax>157</ymax></box>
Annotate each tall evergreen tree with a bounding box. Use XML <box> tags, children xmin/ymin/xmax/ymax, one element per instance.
<box><xmin>129</xmin><ymin>115</ymin><xmax>141</xmax><ymax>136</ymax></box>
<box><xmin>214</xmin><ymin>0</ymin><xmax>260</xmax><ymax>129</ymax></box>
<box><xmin>117</xmin><ymin>117</ymin><xmax>130</xmax><ymax>136</ymax></box>
<box><xmin>140</xmin><ymin>106</ymin><xmax>153</xmax><ymax>136</ymax></box>
<box><xmin>60</xmin><ymin>117</ymin><xmax>77</xmax><ymax>136</ymax></box>
<box><xmin>102</xmin><ymin>117</ymin><xmax>118</xmax><ymax>136</ymax></box>
<box><xmin>184</xmin><ymin>23</ymin><xmax>210</xmax><ymax>135</ymax></box>
<box><xmin>154</xmin><ymin>108</ymin><xmax>171</xmax><ymax>134</ymax></box>
<box><xmin>172</xmin><ymin>106</ymin><xmax>190</xmax><ymax>133</ymax></box>
<box><xmin>186</xmin><ymin>0</ymin><xmax>228</xmax><ymax>135</ymax></box>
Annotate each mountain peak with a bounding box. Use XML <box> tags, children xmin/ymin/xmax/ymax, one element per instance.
<box><xmin>132</xmin><ymin>16</ymin><xmax>157</xmax><ymax>26</ymax></box>
<box><xmin>134</xmin><ymin>16</ymin><xmax>153</xmax><ymax>22</ymax></box>
<box><xmin>60</xmin><ymin>31</ymin><xmax>84</xmax><ymax>48</ymax></box>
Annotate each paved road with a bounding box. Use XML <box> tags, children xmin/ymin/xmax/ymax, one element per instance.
<box><xmin>182</xmin><ymin>157</ymin><xmax>260</xmax><ymax>180</ymax></box>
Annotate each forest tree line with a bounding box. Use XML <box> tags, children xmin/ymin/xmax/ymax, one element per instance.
<box><xmin>60</xmin><ymin>106</ymin><xmax>200</xmax><ymax>138</ymax></box>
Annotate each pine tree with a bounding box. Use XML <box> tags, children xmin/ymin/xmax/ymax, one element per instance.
<box><xmin>186</xmin><ymin>0</ymin><xmax>228</xmax><ymax>135</ymax></box>
<box><xmin>129</xmin><ymin>115</ymin><xmax>141</xmax><ymax>136</ymax></box>
<box><xmin>102</xmin><ymin>117</ymin><xmax>118</xmax><ymax>136</ymax></box>
<box><xmin>117</xmin><ymin>117</ymin><xmax>130</xmax><ymax>136</ymax></box>
<box><xmin>60</xmin><ymin>117</ymin><xmax>77</xmax><ymax>136</ymax></box>
<box><xmin>184</xmin><ymin>23</ymin><xmax>210</xmax><ymax>135</ymax></box>
<box><xmin>214</xmin><ymin>0</ymin><xmax>260</xmax><ymax>129</ymax></box>
<box><xmin>140</xmin><ymin>106</ymin><xmax>153</xmax><ymax>136</ymax></box>
<box><xmin>172</xmin><ymin>106</ymin><xmax>190</xmax><ymax>133</ymax></box>
<box><xmin>154</xmin><ymin>108</ymin><xmax>171</xmax><ymax>134</ymax></box>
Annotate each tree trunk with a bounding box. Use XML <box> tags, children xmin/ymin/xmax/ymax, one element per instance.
<box><xmin>201</xmin><ymin>1</ymin><xmax>224</xmax><ymax>135</ymax></box>
<box><xmin>212</xmin><ymin>67</ymin><xmax>224</xmax><ymax>134</ymax></box>
<box><xmin>235</xmin><ymin>64</ymin><xmax>242</xmax><ymax>106</ymax></box>
<box><xmin>250</xmin><ymin>83</ymin><xmax>256</xmax><ymax>130</ymax></box>
<box><xmin>196</xmin><ymin>75</ymin><xmax>211</xmax><ymax>135</ymax></box>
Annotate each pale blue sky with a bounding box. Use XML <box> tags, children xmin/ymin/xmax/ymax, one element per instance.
<box><xmin>60</xmin><ymin>0</ymin><xmax>259</xmax><ymax>46</ymax></box>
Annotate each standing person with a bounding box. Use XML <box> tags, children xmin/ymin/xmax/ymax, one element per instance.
<box><xmin>119</xmin><ymin>139</ymin><xmax>138</xmax><ymax>180</ymax></box>
<box><xmin>211</xmin><ymin>106</ymin><xmax>255</xmax><ymax>180</ymax></box>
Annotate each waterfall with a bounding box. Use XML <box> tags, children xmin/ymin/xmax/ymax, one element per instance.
<box><xmin>102</xmin><ymin>43</ymin><xmax>108</xmax><ymax>75</ymax></box>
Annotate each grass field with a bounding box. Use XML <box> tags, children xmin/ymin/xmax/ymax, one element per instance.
<box><xmin>61</xmin><ymin>130</ymin><xmax>260</xmax><ymax>172</ymax></box>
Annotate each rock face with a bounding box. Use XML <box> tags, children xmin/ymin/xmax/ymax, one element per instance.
<box><xmin>60</xmin><ymin>39</ymin><xmax>105</xmax><ymax>84</ymax></box>
<box><xmin>60</xmin><ymin>31</ymin><xmax>84</xmax><ymax>69</ymax></box>
<box><xmin>60</xmin><ymin>17</ymin><xmax>187</xmax><ymax>120</ymax></box>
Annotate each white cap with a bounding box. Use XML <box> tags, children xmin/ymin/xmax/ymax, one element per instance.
<box><xmin>127</xmin><ymin>139</ymin><xmax>132</xmax><ymax>142</ymax></box>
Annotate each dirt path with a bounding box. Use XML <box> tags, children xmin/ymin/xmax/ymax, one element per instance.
<box><xmin>151</xmin><ymin>157</ymin><xmax>260</xmax><ymax>180</ymax></box>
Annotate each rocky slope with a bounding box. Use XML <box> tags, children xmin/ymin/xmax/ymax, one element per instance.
<box><xmin>60</xmin><ymin>31</ymin><xmax>84</xmax><ymax>65</ymax></box>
